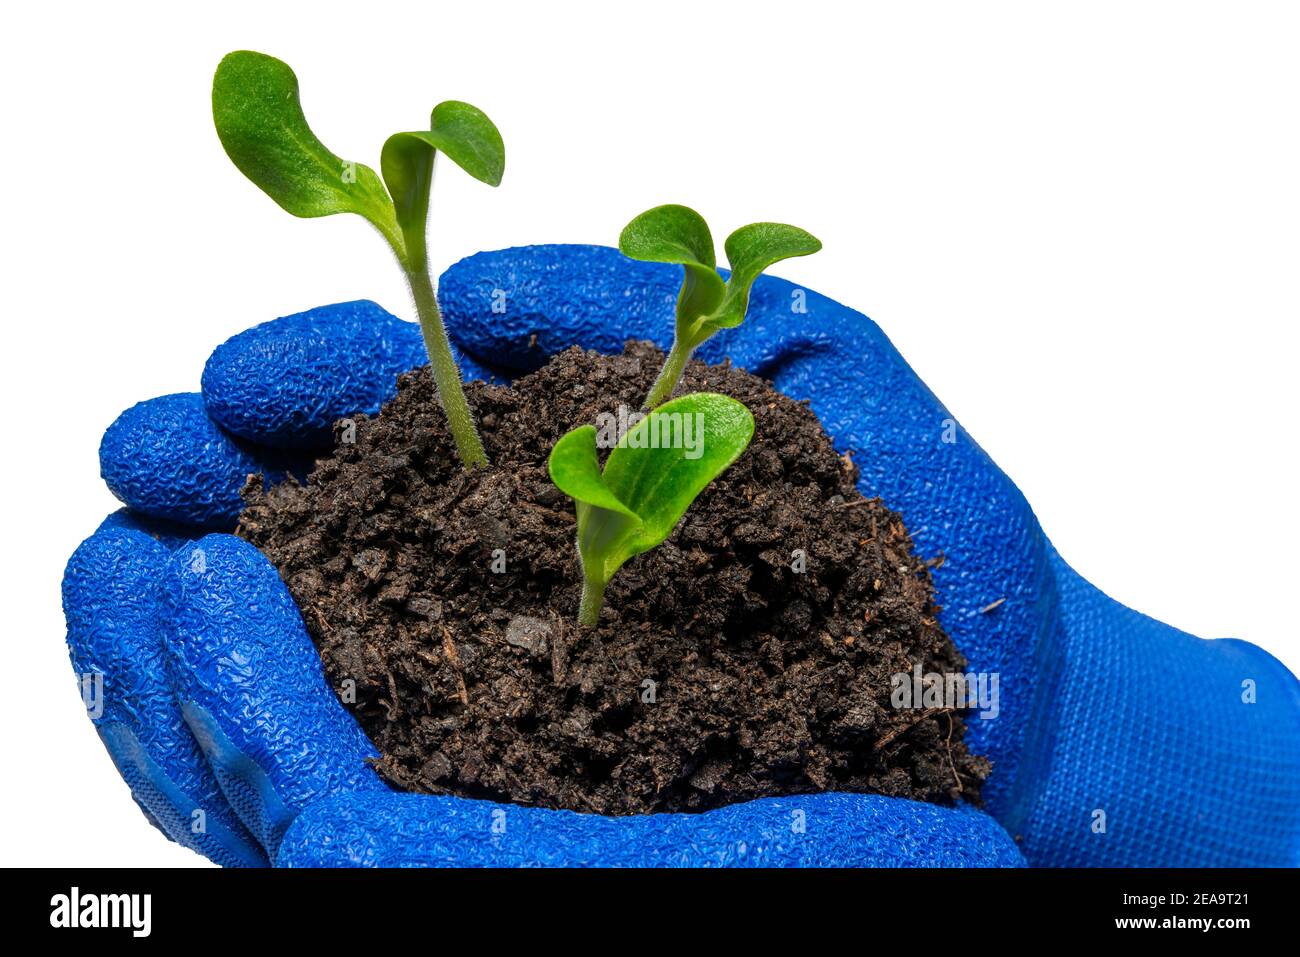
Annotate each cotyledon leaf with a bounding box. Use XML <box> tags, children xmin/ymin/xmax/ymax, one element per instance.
<box><xmin>380</xmin><ymin>101</ymin><xmax>505</xmax><ymax>268</ymax></box>
<box><xmin>708</xmin><ymin>222</ymin><xmax>822</xmax><ymax>330</ymax></box>
<box><xmin>549</xmin><ymin>392</ymin><xmax>755</xmax><ymax>625</ymax></box>
<box><xmin>602</xmin><ymin>392</ymin><xmax>755</xmax><ymax>557</ymax></box>
<box><xmin>619</xmin><ymin>204</ymin><xmax>726</xmax><ymax>329</ymax></box>
<box><xmin>212</xmin><ymin>51</ymin><xmax>402</xmax><ymax>252</ymax></box>
<box><xmin>548</xmin><ymin>393</ymin><xmax>755</xmax><ymax>623</ymax></box>
<box><xmin>548</xmin><ymin>425</ymin><xmax>639</xmax><ymax>521</ymax></box>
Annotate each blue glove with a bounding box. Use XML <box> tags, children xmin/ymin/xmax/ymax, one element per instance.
<box><xmin>69</xmin><ymin>246</ymin><xmax>1300</xmax><ymax>866</ymax></box>
<box><xmin>66</xmin><ymin>529</ymin><xmax>1019</xmax><ymax>868</ymax></box>
<box><xmin>67</xmin><ymin>298</ymin><xmax>1023</xmax><ymax>867</ymax></box>
<box><xmin>437</xmin><ymin>245</ymin><xmax>1300</xmax><ymax>867</ymax></box>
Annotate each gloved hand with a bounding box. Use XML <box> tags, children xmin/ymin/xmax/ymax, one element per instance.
<box><xmin>436</xmin><ymin>246</ymin><xmax>1300</xmax><ymax>867</ymax></box>
<box><xmin>65</xmin><ymin>246</ymin><xmax>1300</xmax><ymax>867</ymax></box>
<box><xmin>66</xmin><ymin>297</ymin><xmax>1024</xmax><ymax>867</ymax></box>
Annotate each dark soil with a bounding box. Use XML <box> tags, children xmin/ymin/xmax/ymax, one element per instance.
<box><xmin>238</xmin><ymin>342</ymin><xmax>989</xmax><ymax>814</ymax></box>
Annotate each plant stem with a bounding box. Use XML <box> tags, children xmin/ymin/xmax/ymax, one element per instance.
<box><xmin>404</xmin><ymin>268</ymin><xmax>488</xmax><ymax>468</ymax></box>
<box><xmin>644</xmin><ymin>339</ymin><xmax>692</xmax><ymax>409</ymax></box>
<box><xmin>577</xmin><ymin>574</ymin><xmax>607</xmax><ymax>627</ymax></box>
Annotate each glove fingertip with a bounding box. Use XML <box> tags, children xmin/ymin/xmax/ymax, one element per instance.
<box><xmin>202</xmin><ymin>301</ymin><xmax>428</xmax><ymax>449</ymax></box>
<box><xmin>439</xmin><ymin>244</ymin><xmax>678</xmax><ymax>371</ymax></box>
<box><xmin>100</xmin><ymin>393</ymin><xmax>302</xmax><ymax>528</ymax></box>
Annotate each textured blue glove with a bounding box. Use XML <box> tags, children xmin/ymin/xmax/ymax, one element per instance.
<box><xmin>65</xmin><ymin>527</ymin><xmax>1019</xmax><ymax>868</ymax></box>
<box><xmin>436</xmin><ymin>245</ymin><xmax>1300</xmax><ymax>867</ymax></box>
<box><xmin>69</xmin><ymin>246</ymin><xmax>1300</xmax><ymax>866</ymax></box>
<box><xmin>98</xmin><ymin>301</ymin><xmax>497</xmax><ymax>526</ymax></box>
<box><xmin>67</xmin><ymin>296</ymin><xmax>1025</xmax><ymax>867</ymax></box>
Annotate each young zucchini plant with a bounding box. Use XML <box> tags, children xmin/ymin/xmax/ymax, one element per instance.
<box><xmin>212</xmin><ymin>50</ymin><xmax>504</xmax><ymax>468</ymax></box>
<box><xmin>619</xmin><ymin>205</ymin><xmax>822</xmax><ymax>409</ymax></box>
<box><xmin>548</xmin><ymin>393</ymin><xmax>754</xmax><ymax>626</ymax></box>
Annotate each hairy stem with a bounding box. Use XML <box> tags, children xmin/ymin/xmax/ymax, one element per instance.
<box><xmin>404</xmin><ymin>269</ymin><xmax>488</xmax><ymax>468</ymax></box>
<box><xmin>644</xmin><ymin>339</ymin><xmax>693</xmax><ymax>410</ymax></box>
<box><xmin>577</xmin><ymin>573</ymin><xmax>607</xmax><ymax>628</ymax></box>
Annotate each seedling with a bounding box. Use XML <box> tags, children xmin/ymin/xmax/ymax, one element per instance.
<box><xmin>548</xmin><ymin>393</ymin><xmax>754</xmax><ymax>626</ymax></box>
<box><xmin>619</xmin><ymin>205</ymin><xmax>821</xmax><ymax>409</ymax></box>
<box><xmin>212</xmin><ymin>50</ymin><xmax>504</xmax><ymax>468</ymax></box>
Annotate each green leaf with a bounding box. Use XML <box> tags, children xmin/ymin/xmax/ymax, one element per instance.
<box><xmin>212</xmin><ymin>51</ymin><xmax>402</xmax><ymax>253</ymax></box>
<box><xmin>548</xmin><ymin>426</ymin><xmax>639</xmax><ymax>521</ymax></box>
<box><xmin>603</xmin><ymin>393</ymin><xmax>754</xmax><ymax>555</ymax></box>
<box><xmin>619</xmin><ymin>204</ymin><xmax>716</xmax><ymax>269</ymax></box>
<box><xmin>619</xmin><ymin>205</ymin><xmax>726</xmax><ymax>329</ymax></box>
<box><xmin>548</xmin><ymin>425</ymin><xmax>643</xmax><ymax>597</ymax></box>
<box><xmin>709</xmin><ymin>222</ymin><xmax>822</xmax><ymax>330</ymax></box>
<box><xmin>381</xmin><ymin>101</ymin><xmax>505</xmax><ymax>268</ymax></box>
<box><xmin>551</xmin><ymin>393</ymin><xmax>754</xmax><ymax>581</ymax></box>
<box><xmin>549</xmin><ymin>393</ymin><xmax>755</xmax><ymax>624</ymax></box>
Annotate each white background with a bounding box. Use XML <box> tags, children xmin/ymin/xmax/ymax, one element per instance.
<box><xmin>1</xmin><ymin>1</ymin><xmax>1296</xmax><ymax>867</ymax></box>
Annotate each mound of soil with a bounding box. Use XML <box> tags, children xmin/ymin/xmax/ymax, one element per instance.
<box><xmin>238</xmin><ymin>342</ymin><xmax>990</xmax><ymax>814</ymax></box>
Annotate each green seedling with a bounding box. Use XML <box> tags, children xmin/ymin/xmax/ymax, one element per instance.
<box><xmin>212</xmin><ymin>50</ymin><xmax>504</xmax><ymax>468</ymax></box>
<box><xmin>548</xmin><ymin>393</ymin><xmax>755</xmax><ymax>626</ymax></box>
<box><xmin>619</xmin><ymin>205</ymin><xmax>821</xmax><ymax>409</ymax></box>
